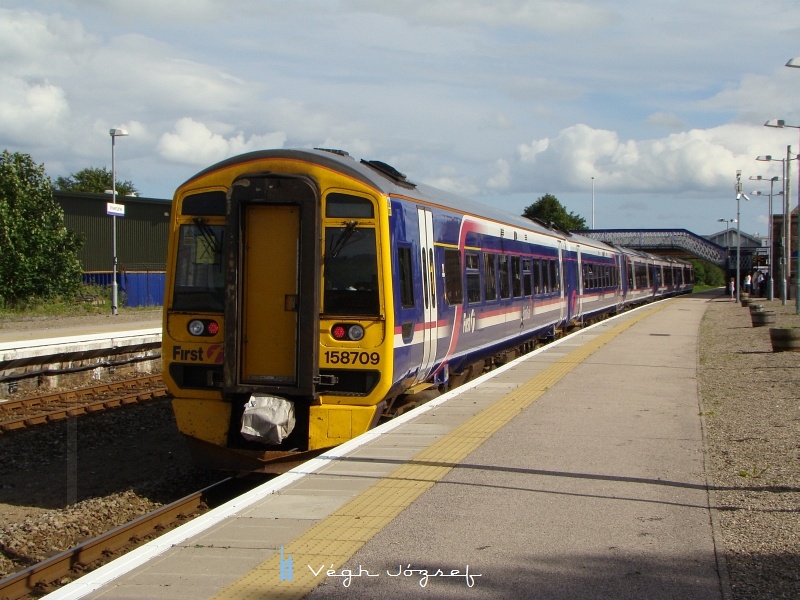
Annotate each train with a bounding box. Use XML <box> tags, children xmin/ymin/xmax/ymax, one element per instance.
<box><xmin>161</xmin><ymin>148</ymin><xmax>694</xmax><ymax>472</ymax></box>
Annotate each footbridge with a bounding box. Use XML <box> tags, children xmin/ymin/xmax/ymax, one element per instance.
<box><xmin>574</xmin><ymin>229</ymin><xmax>730</xmax><ymax>268</ymax></box>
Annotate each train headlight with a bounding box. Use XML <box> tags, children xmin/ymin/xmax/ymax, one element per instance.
<box><xmin>188</xmin><ymin>319</ymin><xmax>220</xmax><ymax>336</ymax></box>
<box><xmin>347</xmin><ymin>325</ymin><xmax>365</xmax><ymax>341</ymax></box>
<box><xmin>331</xmin><ymin>323</ymin><xmax>365</xmax><ymax>341</ymax></box>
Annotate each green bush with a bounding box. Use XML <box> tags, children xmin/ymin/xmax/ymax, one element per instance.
<box><xmin>689</xmin><ymin>259</ymin><xmax>724</xmax><ymax>287</ymax></box>
<box><xmin>0</xmin><ymin>150</ymin><xmax>84</xmax><ymax>306</ymax></box>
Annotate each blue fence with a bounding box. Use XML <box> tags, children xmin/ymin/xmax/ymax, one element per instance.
<box><xmin>83</xmin><ymin>271</ymin><xmax>166</xmax><ymax>308</ymax></box>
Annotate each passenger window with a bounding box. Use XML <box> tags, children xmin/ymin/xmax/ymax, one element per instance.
<box><xmin>484</xmin><ymin>253</ymin><xmax>497</xmax><ymax>301</ymax></box>
<box><xmin>498</xmin><ymin>255</ymin><xmax>510</xmax><ymax>299</ymax></box>
<box><xmin>398</xmin><ymin>246</ymin><xmax>414</xmax><ymax>309</ymax></box>
<box><xmin>444</xmin><ymin>248</ymin><xmax>463</xmax><ymax>305</ymax></box>
<box><xmin>550</xmin><ymin>260</ymin><xmax>560</xmax><ymax>292</ymax></box>
<box><xmin>522</xmin><ymin>258</ymin><xmax>532</xmax><ymax>296</ymax></box>
<box><xmin>466</xmin><ymin>252</ymin><xmax>481</xmax><ymax>303</ymax></box>
<box><xmin>542</xmin><ymin>260</ymin><xmax>550</xmax><ymax>294</ymax></box>
<box><xmin>511</xmin><ymin>256</ymin><xmax>522</xmax><ymax>297</ymax></box>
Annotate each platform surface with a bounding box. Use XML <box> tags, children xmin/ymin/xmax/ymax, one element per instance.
<box><xmin>48</xmin><ymin>296</ymin><xmax>725</xmax><ymax>600</ymax></box>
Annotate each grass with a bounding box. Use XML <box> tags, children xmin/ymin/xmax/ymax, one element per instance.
<box><xmin>737</xmin><ymin>466</ymin><xmax>769</xmax><ymax>478</ymax></box>
<box><xmin>691</xmin><ymin>284</ymin><xmax>721</xmax><ymax>293</ymax></box>
<box><xmin>0</xmin><ymin>285</ymin><xmax>157</xmax><ymax>321</ymax></box>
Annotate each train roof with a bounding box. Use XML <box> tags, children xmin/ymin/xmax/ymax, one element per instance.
<box><xmin>183</xmin><ymin>148</ymin><xmax>618</xmax><ymax>252</ymax></box>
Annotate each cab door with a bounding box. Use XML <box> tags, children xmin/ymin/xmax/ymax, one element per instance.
<box><xmin>241</xmin><ymin>204</ymin><xmax>299</xmax><ymax>385</ymax></box>
<box><xmin>224</xmin><ymin>174</ymin><xmax>320</xmax><ymax>398</ymax></box>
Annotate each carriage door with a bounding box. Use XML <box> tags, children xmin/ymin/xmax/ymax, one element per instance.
<box><xmin>417</xmin><ymin>207</ymin><xmax>438</xmax><ymax>382</ymax></box>
<box><xmin>225</xmin><ymin>175</ymin><xmax>320</xmax><ymax>398</ymax></box>
<box><xmin>558</xmin><ymin>242</ymin><xmax>565</xmax><ymax>322</ymax></box>
<box><xmin>576</xmin><ymin>246</ymin><xmax>583</xmax><ymax>317</ymax></box>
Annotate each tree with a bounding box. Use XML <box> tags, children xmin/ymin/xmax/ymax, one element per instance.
<box><xmin>55</xmin><ymin>166</ymin><xmax>138</xmax><ymax>197</ymax></box>
<box><xmin>522</xmin><ymin>193</ymin><xmax>587</xmax><ymax>231</ymax></box>
<box><xmin>0</xmin><ymin>150</ymin><xmax>84</xmax><ymax>306</ymax></box>
<box><xmin>689</xmin><ymin>259</ymin><xmax>724</xmax><ymax>287</ymax></box>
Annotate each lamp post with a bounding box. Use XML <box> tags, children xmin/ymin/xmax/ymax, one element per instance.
<box><xmin>591</xmin><ymin>176</ymin><xmax>595</xmax><ymax>229</ymax></box>
<box><xmin>717</xmin><ymin>217</ymin><xmax>736</xmax><ymax>238</ymax></box>
<box><xmin>750</xmin><ymin>176</ymin><xmax>781</xmax><ymax>301</ymax></box>
<box><xmin>734</xmin><ymin>171</ymin><xmax>749</xmax><ymax>303</ymax></box>
<box><xmin>717</xmin><ymin>218</ymin><xmax>735</xmax><ymax>279</ymax></box>
<box><xmin>756</xmin><ymin>153</ymin><xmax>793</xmax><ymax>304</ymax></box>
<box><xmin>109</xmin><ymin>128</ymin><xmax>128</xmax><ymax>316</ymax></box>
<box><xmin>764</xmin><ymin>118</ymin><xmax>800</xmax><ymax>312</ymax></box>
<box><xmin>718</xmin><ymin>218</ymin><xmax>736</xmax><ymax>277</ymax></box>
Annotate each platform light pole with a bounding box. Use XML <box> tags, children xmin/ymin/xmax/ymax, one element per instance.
<box><xmin>717</xmin><ymin>217</ymin><xmax>736</xmax><ymax>239</ymax></box>
<box><xmin>765</xmin><ymin>118</ymin><xmax>800</xmax><ymax>312</ymax></box>
<box><xmin>718</xmin><ymin>218</ymin><xmax>736</xmax><ymax>278</ymax></box>
<box><xmin>750</xmin><ymin>175</ymin><xmax>781</xmax><ymax>301</ymax></box>
<box><xmin>734</xmin><ymin>171</ymin><xmax>748</xmax><ymax>303</ymax></box>
<box><xmin>109</xmin><ymin>128</ymin><xmax>128</xmax><ymax>316</ymax></box>
<box><xmin>591</xmin><ymin>176</ymin><xmax>595</xmax><ymax>229</ymax></box>
<box><xmin>756</xmin><ymin>153</ymin><xmax>792</xmax><ymax>305</ymax></box>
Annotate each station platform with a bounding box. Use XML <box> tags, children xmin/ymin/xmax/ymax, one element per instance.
<box><xmin>0</xmin><ymin>316</ymin><xmax>161</xmax><ymax>374</ymax></box>
<box><xmin>47</xmin><ymin>295</ymin><xmax>727</xmax><ymax>600</ymax></box>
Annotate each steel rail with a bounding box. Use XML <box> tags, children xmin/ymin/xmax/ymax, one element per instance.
<box><xmin>0</xmin><ymin>375</ymin><xmax>167</xmax><ymax>434</ymax></box>
<box><xmin>0</xmin><ymin>478</ymin><xmax>232</xmax><ymax>600</ymax></box>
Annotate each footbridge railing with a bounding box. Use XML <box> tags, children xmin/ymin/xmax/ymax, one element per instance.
<box><xmin>574</xmin><ymin>229</ymin><xmax>728</xmax><ymax>268</ymax></box>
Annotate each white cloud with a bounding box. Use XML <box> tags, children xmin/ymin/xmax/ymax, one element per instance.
<box><xmin>157</xmin><ymin>117</ymin><xmax>287</xmax><ymax>165</ymax></box>
<box><xmin>487</xmin><ymin>158</ymin><xmax>511</xmax><ymax>190</ymax></box>
<box><xmin>345</xmin><ymin>0</ymin><xmax>616</xmax><ymax>31</ymax></box>
<box><xmin>0</xmin><ymin>77</ymin><xmax>70</xmax><ymax>144</ymax></box>
<box><xmin>646</xmin><ymin>112</ymin><xmax>687</xmax><ymax>132</ymax></box>
<box><xmin>3</xmin><ymin>0</ymin><xmax>800</xmax><ymax>236</ymax></box>
<box><xmin>0</xmin><ymin>8</ymin><xmax>96</xmax><ymax>78</ymax></box>
<box><xmin>515</xmin><ymin>123</ymin><xmax>787</xmax><ymax>195</ymax></box>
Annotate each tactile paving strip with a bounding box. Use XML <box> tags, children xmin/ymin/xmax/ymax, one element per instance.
<box><xmin>215</xmin><ymin>303</ymin><xmax>667</xmax><ymax>599</ymax></box>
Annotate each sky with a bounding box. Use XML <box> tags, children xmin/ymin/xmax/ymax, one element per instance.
<box><xmin>2</xmin><ymin>1</ymin><xmax>800</xmax><ymax>239</ymax></box>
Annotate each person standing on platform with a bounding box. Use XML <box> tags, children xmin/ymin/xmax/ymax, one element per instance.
<box><xmin>730</xmin><ymin>277</ymin><xmax>736</xmax><ymax>301</ymax></box>
<box><xmin>744</xmin><ymin>273</ymin><xmax>751</xmax><ymax>295</ymax></box>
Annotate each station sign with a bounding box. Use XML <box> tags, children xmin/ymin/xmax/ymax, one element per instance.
<box><xmin>107</xmin><ymin>202</ymin><xmax>125</xmax><ymax>217</ymax></box>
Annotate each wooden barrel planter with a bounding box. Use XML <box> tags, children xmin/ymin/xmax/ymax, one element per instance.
<box><xmin>751</xmin><ymin>310</ymin><xmax>776</xmax><ymax>327</ymax></box>
<box><xmin>741</xmin><ymin>297</ymin><xmax>752</xmax><ymax>307</ymax></box>
<box><xmin>749</xmin><ymin>304</ymin><xmax>765</xmax><ymax>313</ymax></box>
<box><xmin>769</xmin><ymin>327</ymin><xmax>800</xmax><ymax>352</ymax></box>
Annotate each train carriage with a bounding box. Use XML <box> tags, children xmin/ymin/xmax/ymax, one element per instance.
<box><xmin>162</xmin><ymin>148</ymin><xmax>693</xmax><ymax>472</ymax></box>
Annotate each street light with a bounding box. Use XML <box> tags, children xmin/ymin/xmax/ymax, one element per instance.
<box><xmin>750</xmin><ymin>176</ymin><xmax>781</xmax><ymax>301</ymax></box>
<box><xmin>717</xmin><ymin>217</ymin><xmax>736</xmax><ymax>237</ymax></box>
<box><xmin>764</xmin><ymin>119</ymin><xmax>800</xmax><ymax>311</ymax></box>
<box><xmin>109</xmin><ymin>127</ymin><xmax>128</xmax><ymax>316</ymax></box>
<box><xmin>718</xmin><ymin>218</ymin><xmax>736</xmax><ymax>277</ymax></box>
<box><xmin>734</xmin><ymin>171</ymin><xmax>749</xmax><ymax>303</ymax></box>
<box><xmin>756</xmin><ymin>153</ymin><xmax>794</xmax><ymax>304</ymax></box>
<box><xmin>591</xmin><ymin>176</ymin><xmax>595</xmax><ymax>229</ymax></box>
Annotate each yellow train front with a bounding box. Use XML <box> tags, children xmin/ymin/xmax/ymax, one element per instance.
<box><xmin>163</xmin><ymin>149</ymin><xmax>399</xmax><ymax>472</ymax></box>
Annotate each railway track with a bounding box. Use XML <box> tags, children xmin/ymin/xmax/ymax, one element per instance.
<box><xmin>0</xmin><ymin>375</ymin><xmax>168</xmax><ymax>434</ymax></box>
<box><xmin>0</xmin><ymin>477</ymin><xmax>261</xmax><ymax>600</ymax></box>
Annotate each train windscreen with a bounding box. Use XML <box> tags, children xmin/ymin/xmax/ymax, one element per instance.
<box><xmin>323</xmin><ymin>225</ymin><xmax>379</xmax><ymax>316</ymax></box>
<box><xmin>172</xmin><ymin>223</ymin><xmax>225</xmax><ymax>311</ymax></box>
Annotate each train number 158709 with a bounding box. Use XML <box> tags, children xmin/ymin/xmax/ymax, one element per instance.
<box><xmin>323</xmin><ymin>350</ymin><xmax>380</xmax><ymax>365</ymax></box>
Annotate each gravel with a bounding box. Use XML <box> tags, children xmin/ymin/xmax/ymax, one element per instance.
<box><xmin>0</xmin><ymin>296</ymin><xmax>797</xmax><ymax>599</ymax></box>
<box><xmin>0</xmin><ymin>397</ymin><xmax>220</xmax><ymax>578</ymax></box>
<box><xmin>698</xmin><ymin>293</ymin><xmax>800</xmax><ymax>600</ymax></box>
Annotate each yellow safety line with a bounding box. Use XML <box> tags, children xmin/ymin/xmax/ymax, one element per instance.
<box><xmin>215</xmin><ymin>303</ymin><xmax>667</xmax><ymax>599</ymax></box>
